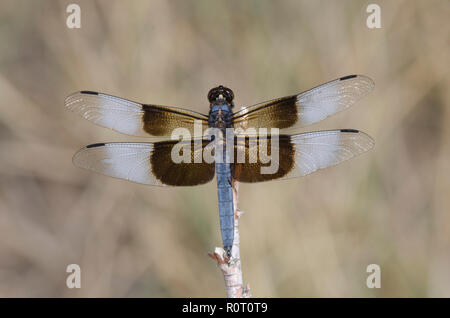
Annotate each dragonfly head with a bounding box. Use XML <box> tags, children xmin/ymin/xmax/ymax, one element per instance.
<box><xmin>208</xmin><ymin>85</ymin><xmax>234</xmax><ymax>108</ymax></box>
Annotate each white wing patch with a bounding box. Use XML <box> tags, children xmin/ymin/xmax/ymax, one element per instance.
<box><xmin>73</xmin><ymin>143</ymin><xmax>165</xmax><ymax>186</ymax></box>
<box><xmin>65</xmin><ymin>92</ymin><xmax>145</xmax><ymax>136</ymax></box>
<box><xmin>296</xmin><ymin>75</ymin><xmax>374</xmax><ymax>126</ymax></box>
<box><xmin>283</xmin><ymin>130</ymin><xmax>374</xmax><ymax>179</ymax></box>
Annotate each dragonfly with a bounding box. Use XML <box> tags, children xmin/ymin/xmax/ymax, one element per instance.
<box><xmin>66</xmin><ymin>74</ymin><xmax>374</xmax><ymax>257</ymax></box>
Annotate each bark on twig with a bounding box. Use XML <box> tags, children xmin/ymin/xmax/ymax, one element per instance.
<box><xmin>209</xmin><ymin>181</ymin><xmax>251</xmax><ymax>298</ymax></box>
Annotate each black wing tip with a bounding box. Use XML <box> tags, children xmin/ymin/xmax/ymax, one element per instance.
<box><xmin>340</xmin><ymin>129</ymin><xmax>360</xmax><ymax>133</ymax></box>
<box><xmin>339</xmin><ymin>75</ymin><xmax>358</xmax><ymax>81</ymax></box>
<box><xmin>86</xmin><ymin>143</ymin><xmax>106</xmax><ymax>148</ymax></box>
<box><xmin>80</xmin><ymin>90</ymin><xmax>99</xmax><ymax>95</ymax></box>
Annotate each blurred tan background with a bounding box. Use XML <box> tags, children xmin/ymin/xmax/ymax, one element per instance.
<box><xmin>0</xmin><ymin>0</ymin><xmax>449</xmax><ymax>297</ymax></box>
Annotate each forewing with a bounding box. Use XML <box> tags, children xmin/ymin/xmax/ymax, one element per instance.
<box><xmin>65</xmin><ymin>91</ymin><xmax>209</xmax><ymax>137</ymax></box>
<box><xmin>232</xmin><ymin>75</ymin><xmax>374</xmax><ymax>131</ymax></box>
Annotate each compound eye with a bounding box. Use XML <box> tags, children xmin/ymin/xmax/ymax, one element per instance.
<box><xmin>207</xmin><ymin>89</ymin><xmax>218</xmax><ymax>103</ymax></box>
<box><xmin>225</xmin><ymin>89</ymin><xmax>234</xmax><ymax>102</ymax></box>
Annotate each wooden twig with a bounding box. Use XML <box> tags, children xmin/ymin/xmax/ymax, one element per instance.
<box><xmin>208</xmin><ymin>181</ymin><xmax>251</xmax><ymax>298</ymax></box>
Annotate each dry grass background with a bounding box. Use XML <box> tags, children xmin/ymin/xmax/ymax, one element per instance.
<box><xmin>0</xmin><ymin>0</ymin><xmax>449</xmax><ymax>297</ymax></box>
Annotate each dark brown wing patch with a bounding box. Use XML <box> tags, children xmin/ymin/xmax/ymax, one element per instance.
<box><xmin>232</xmin><ymin>96</ymin><xmax>298</xmax><ymax>130</ymax></box>
<box><xmin>150</xmin><ymin>139</ymin><xmax>215</xmax><ymax>186</ymax></box>
<box><xmin>142</xmin><ymin>105</ymin><xmax>209</xmax><ymax>136</ymax></box>
<box><xmin>232</xmin><ymin>135</ymin><xmax>295</xmax><ymax>183</ymax></box>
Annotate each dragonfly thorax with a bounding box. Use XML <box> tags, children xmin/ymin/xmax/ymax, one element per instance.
<box><xmin>208</xmin><ymin>103</ymin><xmax>233</xmax><ymax>129</ymax></box>
<box><xmin>208</xmin><ymin>86</ymin><xmax>234</xmax><ymax>129</ymax></box>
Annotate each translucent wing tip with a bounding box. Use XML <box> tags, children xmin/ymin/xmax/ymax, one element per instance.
<box><xmin>339</xmin><ymin>129</ymin><xmax>375</xmax><ymax>153</ymax></box>
<box><xmin>64</xmin><ymin>91</ymin><xmax>94</xmax><ymax>111</ymax></box>
<box><xmin>340</xmin><ymin>74</ymin><xmax>375</xmax><ymax>94</ymax></box>
<box><xmin>357</xmin><ymin>74</ymin><xmax>375</xmax><ymax>89</ymax></box>
<box><xmin>72</xmin><ymin>143</ymin><xmax>101</xmax><ymax>170</ymax></box>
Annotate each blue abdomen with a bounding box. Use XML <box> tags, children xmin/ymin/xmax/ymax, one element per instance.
<box><xmin>216</xmin><ymin>150</ymin><xmax>234</xmax><ymax>256</ymax></box>
<box><xmin>209</xmin><ymin>103</ymin><xmax>234</xmax><ymax>256</ymax></box>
